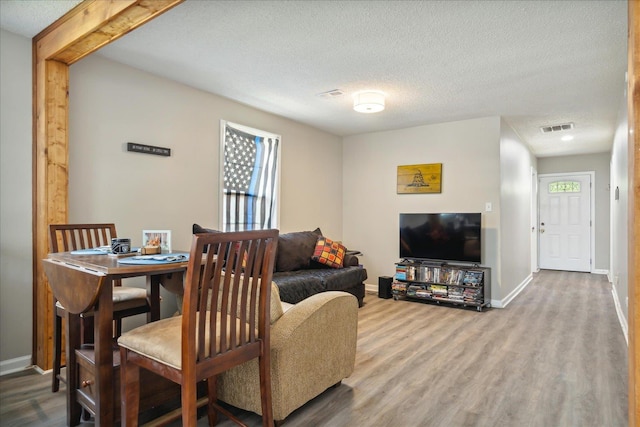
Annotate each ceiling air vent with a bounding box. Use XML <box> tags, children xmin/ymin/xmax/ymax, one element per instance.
<box><xmin>316</xmin><ymin>89</ymin><xmax>344</xmax><ymax>98</ymax></box>
<box><xmin>540</xmin><ymin>123</ymin><xmax>574</xmax><ymax>133</ymax></box>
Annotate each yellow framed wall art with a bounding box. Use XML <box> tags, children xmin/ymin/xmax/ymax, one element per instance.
<box><xmin>397</xmin><ymin>163</ymin><xmax>442</xmax><ymax>194</ymax></box>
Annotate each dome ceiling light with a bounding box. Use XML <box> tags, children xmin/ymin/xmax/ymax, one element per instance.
<box><xmin>353</xmin><ymin>90</ymin><xmax>385</xmax><ymax>113</ymax></box>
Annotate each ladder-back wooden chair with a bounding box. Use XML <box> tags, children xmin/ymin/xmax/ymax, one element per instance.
<box><xmin>118</xmin><ymin>229</ymin><xmax>278</xmax><ymax>427</ymax></box>
<box><xmin>49</xmin><ymin>223</ymin><xmax>151</xmax><ymax>392</ymax></box>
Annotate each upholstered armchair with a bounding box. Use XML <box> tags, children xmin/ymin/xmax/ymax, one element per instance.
<box><xmin>217</xmin><ymin>285</ymin><xmax>359</xmax><ymax>424</ymax></box>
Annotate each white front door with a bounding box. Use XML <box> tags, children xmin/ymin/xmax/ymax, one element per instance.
<box><xmin>538</xmin><ymin>174</ymin><xmax>592</xmax><ymax>272</ymax></box>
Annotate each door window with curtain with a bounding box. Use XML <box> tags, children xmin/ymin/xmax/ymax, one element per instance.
<box><xmin>220</xmin><ymin>120</ymin><xmax>281</xmax><ymax>231</ymax></box>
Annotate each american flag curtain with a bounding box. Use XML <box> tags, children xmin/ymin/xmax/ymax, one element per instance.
<box><xmin>223</xmin><ymin>124</ymin><xmax>280</xmax><ymax>231</ymax></box>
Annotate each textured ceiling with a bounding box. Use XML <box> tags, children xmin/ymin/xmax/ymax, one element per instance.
<box><xmin>0</xmin><ymin>0</ymin><xmax>628</xmax><ymax>157</ymax></box>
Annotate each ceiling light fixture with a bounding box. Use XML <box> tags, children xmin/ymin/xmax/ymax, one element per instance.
<box><xmin>353</xmin><ymin>91</ymin><xmax>385</xmax><ymax>113</ymax></box>
<box><xmin>561</xmin><ymin>135</ymin><xmax>574</xmax><ymax>141</ymax></box>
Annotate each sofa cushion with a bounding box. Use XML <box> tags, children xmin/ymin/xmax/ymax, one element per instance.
<box><xmin>272</xmin><ymin>271</ymin><xmax>325</xmax><ymax>304</ymax></box>
<box><xmin>275</xmin><ymin>228</ymin><xmax>322</xmax><ymax>272</ymax></box>
<box><xmin>311</xmin><ymin>236</ymin><xmax>346</xmax><ymax>269</ymax></box>
<box><xmin>307</xmin><ymin>267</ymin><xmax>368</xmax><ymax>291</ymax></box>
<box><xmin>272</xmin><ymin>266</ymin><xmax>367</xmax><ymax>304</ymax></box>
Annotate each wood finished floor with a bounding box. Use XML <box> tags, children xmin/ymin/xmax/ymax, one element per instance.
<box><xmin>0</xmin><ymin>270</ymin><xmax>628</xmax><ymax>426</ymax></box>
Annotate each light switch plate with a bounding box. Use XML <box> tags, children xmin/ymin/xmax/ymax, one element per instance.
<box><xmin>485</xmin><ymin>202</ymin><xmax>492</xmax><ymax>212</ymax></box>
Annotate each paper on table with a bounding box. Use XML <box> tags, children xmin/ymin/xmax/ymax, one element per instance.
<box><xmin>70</xmin><ymin>247</ymin><xmax>110</xmax><ymax>255</ymax></box>
<box><xmin>117</xmin><ymin>253</ymin><xmax>190</xmax><ymax>265</ymax></box>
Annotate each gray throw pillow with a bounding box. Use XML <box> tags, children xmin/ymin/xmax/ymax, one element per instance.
<box><xmin>275</xmin><ymin>228</ymin><xmax>322</xmax><ymax>272</ymax></box>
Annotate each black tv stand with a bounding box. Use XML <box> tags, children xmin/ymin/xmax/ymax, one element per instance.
<box><xmin>393</xmin><ymin>260</ymin><xmax>491</xmax><ymax>312</ymax></box>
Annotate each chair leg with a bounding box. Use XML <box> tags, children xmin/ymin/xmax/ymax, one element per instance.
<box><xmin>206</xmin><ymin>376</ymin><xmax>217</xmax><ymax>427</ymax></box>
<box><xmin>52</xmin><ymin>303</ymin><xmax>62</xmax><ymax>393</ymax></box>
<box><xmin>258</xmin><ymin>351</ymin><xmax>274</xmax><ymax>427</ymax></box>
<box><xmin>114</xmin><ymin>318</ymin><xmax>123</xmax><ymax>339</ymax></box>
<box><xmin>181</xmin><ymin>377</ymin><xmax>198</xmax><ymax>427</ymax></box>
<box><xmin>120</xmin><ymin>347</ymin><xmax>140</xmax><ymax>427</ymax></box>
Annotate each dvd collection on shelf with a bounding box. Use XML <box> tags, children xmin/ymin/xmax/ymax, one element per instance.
<box><xmin>395</xmin><ymin>264</ymin><xmax>483</xmax><ymax>287</ymax></box>
<box><xmin>396</xmin><ymin>282</ymin><xmax>484</xmax><ymax>304</ymax></box>
<box><xmin>393</xmin><ymin>263</ymin><xmax>486</xmax><ymax>306</ymax></box>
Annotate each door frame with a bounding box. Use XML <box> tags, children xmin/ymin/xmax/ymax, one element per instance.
<box><xmin>531</xmin><ymin>166</ymin><xmax>538</xmax><ymax>273</ymax></box>
<box><xmin>538</xmin><ymin>171</ymin><xmax>595</xmax><ymax>273</ymax></box>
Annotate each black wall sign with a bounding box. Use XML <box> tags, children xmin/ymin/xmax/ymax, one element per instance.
<box><xmin>127</xmin><ymin>142</ymin><xmax>171</xmax><ymax>157</ymax></box>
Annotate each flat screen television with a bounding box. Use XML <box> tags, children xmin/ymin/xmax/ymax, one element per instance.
<box><xmin>399</xmin><ymin>213</ymin><xmax>482</xmax><ymax>264</ymax></box>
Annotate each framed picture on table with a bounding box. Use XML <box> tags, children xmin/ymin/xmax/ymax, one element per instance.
<box><xmin>142</xmin><ymin>230</ymin><xmax>171</xmax><ymax>252</ymax></box>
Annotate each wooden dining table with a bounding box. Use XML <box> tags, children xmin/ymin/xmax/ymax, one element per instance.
<box><xmin>43</xmin><ymin>250</ymin><xmax>190</xmax><ymax>427</ymax></box>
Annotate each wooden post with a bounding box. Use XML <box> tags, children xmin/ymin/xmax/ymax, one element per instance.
<box><xmin>32</xmin><ymin>0</ymin><xmax>184</xmax><ymax>370</ymax></box>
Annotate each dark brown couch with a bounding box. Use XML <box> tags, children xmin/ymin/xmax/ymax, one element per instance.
<box><xmin>193</xmin><ymin>225</ymin><xmax>367</xmax><ymax>307</ymax></box>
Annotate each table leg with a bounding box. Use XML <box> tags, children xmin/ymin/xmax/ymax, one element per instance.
<box><xmin>147</xmin><ymin>275</ymin><xmax>161</xmax><ymax>322</ymax></box>
<box><xmin>159</xmin><ymin>272</ymin><xmax>185</xmax><ymax>314</ymax></box>
<box><xmin>93</xmin><ymin>279</ymin><xmax>114</xmax><ymax>427</ymax></box>
<box><xmin>65</xmin><ymin>311</ymin><xmax>82</xmax><ymax>426</ymax></box>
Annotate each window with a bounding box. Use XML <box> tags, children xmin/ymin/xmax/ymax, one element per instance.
<box><xmin>220</xmin><ymin>121</ymin><xmax>280</xmax><ymax>231</ymax></box>
<box><xmin>548</xmin><ymin>181</ymin><xmax>581</xmax><ymax>193</ymax></box>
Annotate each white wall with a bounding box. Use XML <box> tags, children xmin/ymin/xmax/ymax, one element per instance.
<box><xmin>1</xmin><ymin>26</ymin><xmax>624</xmax><ymax>371</ymax></box>
<box><xmin>610</xmin><ymin>87</ymin><xmax>629</xmax><ymax>331</ymax></box>
<box><xmin>537</xmin><ymin>152</ymin><xmax>611</xmax><ymax>272</ymax></box>
<box><xmin>342</xmin><ymin>117</ymin><xmax>502</xmax><ymax>299</ymax></box>
<box><xmin>69</xmin><ymin>54</ymin><xmax>344</xmax><ymax>318</ymax></box>
<box><xmin>0</xmin><ymin>29</ymin><xmax>33</xmax><ymax>373</ymax></box>
<box><xmin>499</xmin><ymin>119</ymin><xmax>537</xmax><ymax>305</ymax></box>
<box><xmin>0</xmin><ymin>36</ymin><xmax>345</xmax><ymax>370</ymax></box>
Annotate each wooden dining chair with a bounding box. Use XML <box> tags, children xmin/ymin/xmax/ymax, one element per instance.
<box><xmin>118</xmin><ymin>229</ymin><xmax>278</xmax><ymax>427</ymax></box>
<box><xmin>49</xmin><ymin>223</ymin><xmax>151</xmax><ymax>393</ymax></box>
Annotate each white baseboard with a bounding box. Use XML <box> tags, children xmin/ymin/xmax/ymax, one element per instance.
<box><xmin>365</xmin><ymin>283</ymin><xmax>377</xmax><ymax>294</ymax></box>
<box><xmin>611</xmin><ymin>283</ymin><xmax>629</xmax><ymax>346</ymax></box>
<box><xmin>0</xmin><ymin>355</ymin><xmax>33</xmax><ymax>377</ymax></box>
<box><xmin>490</xmin><ymin>273</ymin><xmax>533</xmax><ymax>309</ymax></box>
<box><xmin>592</xmin><ymin>269</ymin><xmax>608</xmax><ymax>275</ymax></box>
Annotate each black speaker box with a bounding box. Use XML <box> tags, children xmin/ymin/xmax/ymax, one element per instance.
<box><xmin>378</xmin><ymin>276</ymin><xmax>393</xmax><ymax>299</ymax></box>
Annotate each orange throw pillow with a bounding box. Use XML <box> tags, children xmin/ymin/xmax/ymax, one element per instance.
<box><xmin>311</xmin><ymin>236</ymin><xmax>346</xmax><ymax>269</ymax></box>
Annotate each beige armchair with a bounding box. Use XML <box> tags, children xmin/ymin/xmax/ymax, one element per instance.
<box><xmin>217</xmin><ymin>285</ymin><xmax>359</xmax><ymax>424</ymax></box>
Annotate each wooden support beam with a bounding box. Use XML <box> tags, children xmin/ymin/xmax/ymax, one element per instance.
<box><xmin>32</xmin><ymin>0</ymin><xmax>184</xmax><ymax>370</ymax></box>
